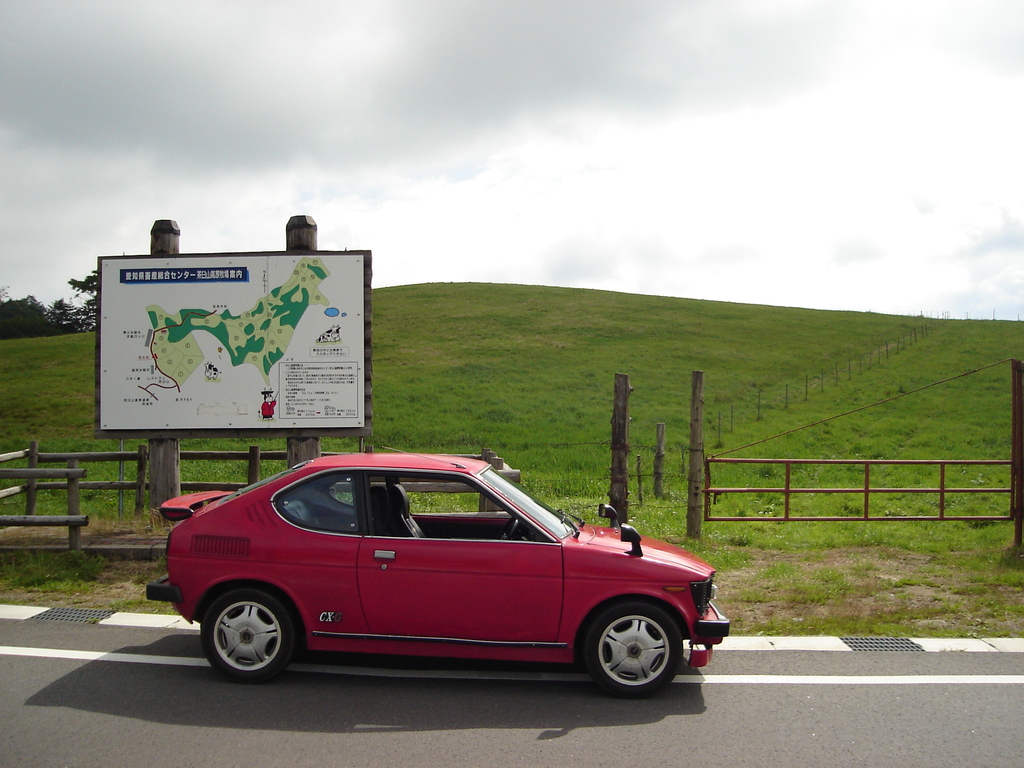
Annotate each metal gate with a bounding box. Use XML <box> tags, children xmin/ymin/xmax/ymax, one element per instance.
<box><xmin>702</xmin><ymin>359</ymin><xmax>1024</xmax><ymax>547</ymax></box>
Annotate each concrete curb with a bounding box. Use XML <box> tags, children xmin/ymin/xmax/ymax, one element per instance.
<box><xmin>0</xmin><ymin>542</ymin><xmax>166</xmax><ymax>559</ymax></box>
<box><xmin>1</xmin><ymin>604</ymin><xmax>1021</xmax><ymax>651</ymax></box>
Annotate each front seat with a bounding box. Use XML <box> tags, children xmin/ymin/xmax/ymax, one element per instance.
<box><xmin>388</xmin><ymin>484</ymin><xmax>425</xmax><ymax>538</ymax></box>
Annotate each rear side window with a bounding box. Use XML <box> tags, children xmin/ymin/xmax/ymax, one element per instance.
<box><xmin>274</xmin><ymin>473</ymin><xmax>359</xmax><ymax>534</ymax></box>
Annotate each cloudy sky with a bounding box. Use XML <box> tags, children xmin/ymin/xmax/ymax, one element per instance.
<box><xmin>3</xmin><ymin>0</ymin><xmax>1024</xmax><ymax>318</ymax></box>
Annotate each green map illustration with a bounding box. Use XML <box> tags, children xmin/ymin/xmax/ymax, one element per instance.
<box><xmin>146</xmin><ymin>257</ymin><xmax>330</xmax><ymax>389</ymax></box>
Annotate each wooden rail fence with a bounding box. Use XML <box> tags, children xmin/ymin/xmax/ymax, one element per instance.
<box><xmin>0</xmin><ymin>442</ymin><xmax>290</xmax><ymax>521</ymax></box>
<box><xmin>0</xmin><ymin>461</ymin><xmax>88</xmax><ymax>550</ymax></box>
<box><xmin>2</xmin><ymin>444</ymin><xmax>517</xmax><ymax>550</ymax></box>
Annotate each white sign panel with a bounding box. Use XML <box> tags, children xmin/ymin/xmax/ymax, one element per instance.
<box><xmin>98</xmin><ymin>252</ymin><xmax>367</xmax><ymax>432</ymax></box>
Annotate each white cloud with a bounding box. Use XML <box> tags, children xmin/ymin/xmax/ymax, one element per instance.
<box><xmin>1</xmin><ymin>0</ymin><xmax>1023</xmax><ymax>321</ymax></box>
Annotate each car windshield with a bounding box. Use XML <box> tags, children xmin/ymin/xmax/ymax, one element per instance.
<box><xmin>478</xmin><ymin>467</ymin><xmax>576</xmax><ymax>539</ymax></box>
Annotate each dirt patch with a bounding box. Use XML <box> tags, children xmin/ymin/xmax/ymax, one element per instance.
<box><xmin>0</xmin><ymin>522</ymin><xmax>172</xmax><ymax>614</ymax></box>
<box><xmin>720</xmin><ymin>547</ymin><xmax>1024</xmax><ymax>637</ymax></box>
<box><xmin>0</xmin><ymin>557</ymin><xmax>171</xmax><ymax>614</ymax></box>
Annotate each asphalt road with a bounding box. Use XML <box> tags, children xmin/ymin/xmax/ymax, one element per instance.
<box><xmin>1</xmin><ymin>617</ymin><xmax>1022</xmax><ymax>768</ymax></box>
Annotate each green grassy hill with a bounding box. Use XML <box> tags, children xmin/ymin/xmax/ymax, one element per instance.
<box><xmin>4</xmin><ymin>283</ymin><xmax>1022</xmax><ymax>636</ymax></box>
<box><xmin>1</xmin><ymin>282</ymin><xmax>1021</xmax><ymax>500</ymax></box>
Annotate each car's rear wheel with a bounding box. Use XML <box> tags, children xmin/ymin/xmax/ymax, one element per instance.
<box><xmin>201</xmin><ymin>588</ymin><xmax>295</xmax><ymax>683</ymax></box>
<box><xmin>583</xmin><ymin>601</ymin><xmax>682</xmax><ymax>698</ymax></box>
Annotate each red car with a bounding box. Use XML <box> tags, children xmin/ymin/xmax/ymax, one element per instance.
<box><xmin>147</xmin><ymin>452</ymin><xmax>729</xmax><ymax>697</ymax></box>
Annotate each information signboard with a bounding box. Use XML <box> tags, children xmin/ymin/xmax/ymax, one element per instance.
<box><xmin>95</xmin><ymin>251</ymin><xmax>371</xmax><ymax>437</ymax></box>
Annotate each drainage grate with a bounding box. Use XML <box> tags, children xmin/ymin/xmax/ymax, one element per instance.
<box><xmin>30</xmin><ymin>607</ymin><xmax>115</xmax><ymax>623</ymax></box>
<box><xmin>841</xmin><ymin>636</ymin><xmax>925</xmax><ymax>652</ymax></box>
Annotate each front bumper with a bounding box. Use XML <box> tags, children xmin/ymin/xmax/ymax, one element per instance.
<box><xmin>146</xmin><ymin>575</ymin><xmax>183</xmax><ymax>604</ymax></box>
<box><xmin>695</xmin><ymin>601</ymin><xmax>730</xmax><ymax>638</ymax></box>
<box><xmin>685</xmin><ymin>642</ymin><xmax>714</xmax><ymax>668</ymax></box>
<box><xmin>685</xmin><ymin>603</ymin><xmax>729</xmax><ymax>668</ymax></box>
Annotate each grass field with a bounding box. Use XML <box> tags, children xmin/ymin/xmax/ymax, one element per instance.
<box><xmin>1</xmin><ymin>282</ymin><xmax>1022</xmax><ymax>635</ymax></box>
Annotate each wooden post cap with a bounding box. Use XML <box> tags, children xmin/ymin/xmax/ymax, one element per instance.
<box><xmin>151</xmin><ymin>219</ymin><xmax>180</xmax><ymax>236</ymax></box>
<box><xmin>150</xmin><ymin>219</ymin><xmax>180</xmax><ymax>255</ymax></box>
<box><xmin>286</xmin><ymin>215</ymin><xmax>318</xmax><ymax>251</ymax></box>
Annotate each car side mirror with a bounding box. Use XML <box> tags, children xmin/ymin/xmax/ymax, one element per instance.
<box><xmin>619</xmin><ymin>524</ymin><xmax>643</xmax><ymax>557</ymax></box>
<box><xmin>598</xmin><ymin>503</ymin><xmax>620</xmax><ymax>530</ymax></box>
<box><xmin>159</xmin><ymin>504</ymin><xmax>194</xmax><ymax>522</ymax></box>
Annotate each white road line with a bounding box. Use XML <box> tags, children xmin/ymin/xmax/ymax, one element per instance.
<box><xmin>99</xmin><ymin>612</ymin><xmax>198</xmax><ymax>630</ymax></box>
<box><xmin>0</xmin><ymin>645</ymin><xmax>207</xmax><ymax>667</ymax></box>
<box><xmin>2</xmin><ymin>645</ymin><xmax>1023</xmax><ymax>685</ymax></box>
<box><xmin>690</xmin><ymin>674</ymin><xmax>1024</xmax><ymax>685</ymax></box>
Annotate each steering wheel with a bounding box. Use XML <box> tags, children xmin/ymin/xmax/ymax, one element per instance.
<box><xmin>500</xmin><ymin>517</ymin><xmax>523</xmax><ymax>541</ymax></box>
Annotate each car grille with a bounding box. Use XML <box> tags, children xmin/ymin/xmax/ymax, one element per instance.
<box><xmin>690</xmin><ymin>577</ymin><xmax>714</xmax><ymax>617</ymax></box>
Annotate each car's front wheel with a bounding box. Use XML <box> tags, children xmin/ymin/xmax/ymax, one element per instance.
<box><xmin>583</xmin><ymin>601</ymin><xmax>682</xmax><ymax>698</ymax></box>
<box><xmin>201</xmin><ymin>588</ymin><xmax>296</xmax><ymax>683</ymax></box>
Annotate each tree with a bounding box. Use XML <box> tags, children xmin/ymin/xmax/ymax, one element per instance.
<box><xmin>0</xmin><ymin>294</ymin><xmax>58</xmax><ymax>339</ymax></box>
<box><xmin>0</xmin><ymin>269</ymin><xmax>99</xmax><ymax>338</ymax></box>
<box><xmin>66</xmin><ymin>268</ymin><xmax>98</xmax><ymax>332</ymax></box>
<box><xmin>46</xmin><ymin>298</ymin><xmax>92</xmax><ymax>333</ymax></box>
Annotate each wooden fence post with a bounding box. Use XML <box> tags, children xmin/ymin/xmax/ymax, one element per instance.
<box><xmin>653</xmin><ymin>422</ymin><xmax>666</xmax><ymax>499</ymax></box>
<box><xmin>285</xmin><ymin>215</ymin><xmax>322</xmax><ymax>467</ymax></box>
<box><xmin>67</xmin><ymin>459</ymin><xmax>81</xmax><ymax>551</ymax></box>
<box><xmin>480</xmin><ymin>447</ymin><xmax>505</xmax><ymax>512</ymax></box>
<box><xmin>248</xmin><ymin>445</ymin><xmax>261</xmax><ymax>485</ymax></box>
<box><xmin>687</xmin><ymin>370</ymin><xmax>705</xmax><ymax>539</ymax></box>
<box><xmin>26</xmin><ymin>440</ymin><xmax>38</xmax><ymax>514</ymax></box>
<box><xmin>609</xmin><ymin>373</ymin><xmax>632</xmax><ymax>522</ymax></box>
<box><xmin>134</xmin><ymin>444</ymin><xmax>147</xmax><ymax>519</ymax></box>
<box><xmin>148</xmin><ymin>220</ymin><xmax>181</xmax><ymax>509</ymax></box>
<box><xmin>636</xmin><ymin>453</ymin><xmax>645</xmax><ymax>506</ymax></box>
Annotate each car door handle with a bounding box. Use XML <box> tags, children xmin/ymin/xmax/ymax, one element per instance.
<box><xmin>373</xmin><ymin>550</ymin><xmax>396</xmax><ymax>561</ymax></box>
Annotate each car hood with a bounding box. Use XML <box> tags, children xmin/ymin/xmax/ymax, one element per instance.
<box><xmin>572</xmin><ymin>523</ymin><xmax>715</xmax><ymax>578</ymax></box>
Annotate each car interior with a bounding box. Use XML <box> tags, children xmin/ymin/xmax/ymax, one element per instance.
<box><xmin>366</xmin><ymin>473</ymin><xmax>542</xmax><ymax>541</ymax></box>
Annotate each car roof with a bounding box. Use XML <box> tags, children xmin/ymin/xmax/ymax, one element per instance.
<box><xmin>302</xmin><ymin>452</ymin><xmax>491</xmax><ymax>474</ymax></box>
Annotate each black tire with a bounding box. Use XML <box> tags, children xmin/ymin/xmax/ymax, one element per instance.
<box><xmin>200</xmin><ymin>588</ymin><xmax>296</xmax><ymax>683</ymax></box>
<box><xmin>583</xmin><ymin>600</ymin><xmax>682</xmax><ymax>698</ymax></box>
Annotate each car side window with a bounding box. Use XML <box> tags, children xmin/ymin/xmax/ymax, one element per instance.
<box><xmin>366</xmin><ymin>472</ymin><xmax>548</xmax><ymax>542</ymax></box>
<box><xmin>274</xmin><ymin>473</ymin><xmax>359</xmax><ymax>534</ymax></box>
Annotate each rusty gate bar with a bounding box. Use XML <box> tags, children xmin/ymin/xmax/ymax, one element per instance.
<box><xmin>939</xmin><ymin>463</ymin><xmax>946</xmax><ymax>519</ymax></box>
<box><xmin>703</xmin><ymin>457</ymin><xmax>1014</xmax><ymax>522</ymax></box>
<box><xmin>863</xmin><ymin>463</ymin><xmax>870</xmax><ymax>519</ymax></box>
<box><xmin>784</xmin><ymin>462</ymin><xmax>791</xmax><ymax>519</ymax></box>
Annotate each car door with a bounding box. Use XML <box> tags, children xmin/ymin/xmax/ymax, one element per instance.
<box><xmin>355</xmin><ymin>472</ymin><xmax>563</xmax><ymax>643</ymax></box>
<box><xmin>269</xmin><ymin>471</ymin><xmax>368</xmax><ymax>635</ymax></box>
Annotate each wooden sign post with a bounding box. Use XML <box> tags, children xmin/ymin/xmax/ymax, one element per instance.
<box><xmin>148</xmin><ymin>220</ymin><xmax>182</xmax><ymax>507</ymax></box>
<box><xmin>285</xmin><ymin>215</ymin><xmax>322</xmax><ymax>467</ymax></box>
